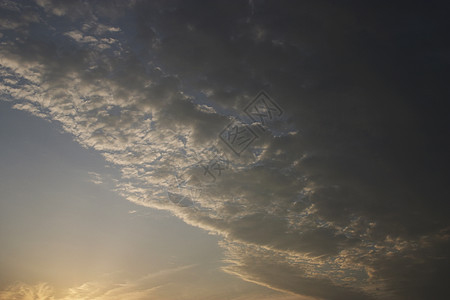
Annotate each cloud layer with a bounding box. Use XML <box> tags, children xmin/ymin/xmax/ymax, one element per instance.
<box><xmin>1</xmin><ymin>0</ymin><xmax>450</xmax><ymax>299</ymax></box>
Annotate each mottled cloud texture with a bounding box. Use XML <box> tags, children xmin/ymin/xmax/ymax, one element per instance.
<box><xmin>1</xmin><ymin>0</ymin><xmax>450</xmax><ymax>299</ymax></box>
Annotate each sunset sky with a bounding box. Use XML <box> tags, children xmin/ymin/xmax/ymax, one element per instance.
<box><xmin>1</xmin><ymin>1</ymin><xmax>449</xmax><ymax>299</ymax></box>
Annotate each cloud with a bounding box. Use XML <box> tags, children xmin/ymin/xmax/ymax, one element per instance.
<box><xmin>88</xmin><ymin>171</ymin><xmax>103</xmax><ymax>185</ymax></box>
<box><xmin>222</xmin><ymin>241</ymin><xmax>372</xmax><ymax>300</ymax></box>
<box><xmin>1</xmin><ymin>0</ymin><xmax>449</xmax><ymax>299</ymax></box>
<box><xmin>0</xmin><ymin>265</ymin><xmax>300</xmax><ymax>300</ymax></box>
<box><xmin>0</xmin><ymin>282</ymin><xmax>55</xmax><ymax>300</ymax></box>
<box><xmin>0</xmin><ymin>267</ymin><xmax>183</xmax><ymax>300</ymax></box>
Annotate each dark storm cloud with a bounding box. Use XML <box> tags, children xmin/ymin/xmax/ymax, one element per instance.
<box><xmin>129</xmin><ymin>1</ymin><xmax>450</xmax><ymax>297</ymax></box>
<box><xmin>1</xmin><ymin>0</ymin><xmax>449</xmax><ymax>299</ymax></box>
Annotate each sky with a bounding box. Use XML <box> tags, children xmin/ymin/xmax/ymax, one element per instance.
<box><xmin>0</xmin><ymin>1</ymin><xmax>449</xmax><ymax>299</ymax></box>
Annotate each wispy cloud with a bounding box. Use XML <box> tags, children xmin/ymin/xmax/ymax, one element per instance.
<box><xmin>0</xmin><ymin>265</ymin><xmax>300</xmax><ymax>300</ymax></box>
<box><xmin>0</xmin><ymin>266</ymin><xmax>189</xmax><ymax>300</ymax></box>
